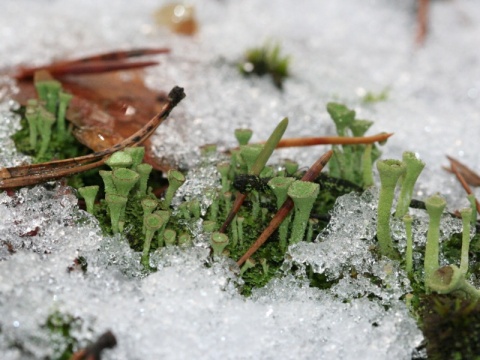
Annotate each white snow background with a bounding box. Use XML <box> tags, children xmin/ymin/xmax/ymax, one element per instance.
<box><xmin>1</xmin><ymin>0</ymin><xmax>479</xmax><ymax>359</ymax></box>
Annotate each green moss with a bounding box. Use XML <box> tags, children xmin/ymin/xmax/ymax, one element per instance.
<box><xmin>43</xmin><ymin>310</ymin><xmax>87</xmax><ymax>360</ymax></box>
<box><xmin>422</xmin><ymin>295</ymin><xmax>480</xmax><ymax>360</ymax></box>
<box><xmin>239</xmin><ymin>42</ymin><xmax>290</xmax><ymax>89</ymax></box>
<box><xmin>11</xmin><ymin>113</ymin><xmax>88</xmax><ymax>164</ymax></box>
<box><xmin>362</xmin><ymin>88</ymin><xmax>389</xmax><ymax>104</ymax></box>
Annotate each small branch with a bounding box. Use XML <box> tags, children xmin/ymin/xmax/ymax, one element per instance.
<box><xmin>70</xmin><ymin>330</ymin><xmax>117</xmax><ymax>360</ymax></box>
<box><xmin>237</xmin><ymin>150</ymin><xmax>332</xmax><ymax>266</ymax></box>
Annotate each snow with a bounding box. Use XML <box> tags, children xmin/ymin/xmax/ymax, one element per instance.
<box><xmin>1</xmin><ymin>0</ymin><xmax>479</xmax><ymax>358</ymax></box>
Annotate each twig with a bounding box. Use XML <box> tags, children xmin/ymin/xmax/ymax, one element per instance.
<box><xmin>70</xmin><ymin>330</ymin><xmax>117</xmax><ymax>360</ymax></box>
<box><xmin>272</xmin><ymin>132</ymin><xmax>393</xmax><ymax>148</ymax></box>
<box><xmin>237</xmin><ymin>150</ymin><xmax>333</xmax><ymax>266</ymax></box>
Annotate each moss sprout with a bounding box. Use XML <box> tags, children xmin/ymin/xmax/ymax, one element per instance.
<box><xmin>240</xmin><ymin>144</ymin><xmax>264</xmax><ymax>174</ymax></box>
<box><xmin>99</xmin><ymin>170</ymin><xmax>115</xmax><ymax>195</ymax></box>
<box><xmin>105</xmin><ymin>193</ymin><xmax>128</xmax><ymax>234</ymax></box>
<box><xmin>424</xmin><ymin>194</ymin><xmax>447</xmax><ymax>284</ymax></box>
<box><xmin>376</xmin><ymin>159</ymin><xmax>406</xmax><ymax>259</ymax></box>
<box><xmin>141</xmin><ymin>198</ymin><xmax>158</xmax><ymax>233</ymax></box>
<box><xmin>459</xmin><ymin>207</ymin><xmax>472</xmax><ymax>275</ymax></box>
<box><xmin>141</xmin><ymin>213</ymin><xmax>164</xmax><ymax>268</ymax></box>
<box><xmin>467</xmin><ymin>193</ymin><xmax>477</xmax><ymax>226</ymax></box>
<box><xmin>395</xmin><ymin>151</ymin><xmax>425</xmax><ymax>218</ymax></box>
<box><xmin>403</xmin><ymin>214</ymin><xmax>414</xmax><ymax>277</ymax></box>
<box><xmin>56</xmin><ymin>91</ymin><xmax>72</xmax><ymax>139</ymax></box>
<box><xmin>234</xmin><ymin>128</ymin><xmax>253</xmax><ymax>146</ymax></box>
<box><xmin>210</xmin><ymin>232</ymin><xmax>229</xmax><ymax>256</ymax></box>
<box><xmin>136</xmin><ymin>163</ymin><xmax>153</xmax><ymax>196</ymax></box>
<box><xmin>37</xmin><ymin>106</ymin><xmax>56</xmax><ymax>158</ymax></box>
<box><xmin>112</xmin><ymin>168</ymin><xmax>139</xmax><ymax>197</ymax></box>
<box><xmin>164</xmin><ymin>229</ymin><xmax>177</xmax><ymax>246</ymax></box>
<box><xmin>78</xmin><ymin>185</ymin><xmax>99</xmax><ymax>215</ymax></box>
<box><xmin>216</xmin><ymin>161</ymin><xmax>231</xmax><ymax>193</ymax></box>
<box><xmin>268</xmin><ymin>176</ymin><xmax>295</xmax><ymax>249</ymax></box>
<box><xmin>203</xmin><ymin>220</ymin><xmax>217</xmax><ymax>233</ymax></box>
<box><xmin>124</xmin><ymin>147</ymin><xmax>145</xmax><ymax>168</ymax></box>
<box><xmin>239</xmin><ymin>42</ymin><xmax>290</xmax><ymax>89</ymax></box>
<box><xmin>287</xmin><ymin>180</ymin><xmax>320</xmax><ymax>244</ymax></box>
<box><xmin>105</xmin><ymin>151</ymin><xmax>133</xmax><ymax>169</ymax></box>
<box><xmin>164</xmin><ymin>170</ymin><xmax>186</xmax><ymax>207</ymax></box>
<box><xmin>240</xmin><ymin>258</ymin><xmax>256</xmax><ymax>276</ymax></box>
<box><xmin>25</xmin><ymin>100</ymin><xmax>39</xmax><ymax>148</ymax></box>
<box><xmin>178</xmin><ymin>233</ymin><xmax>192</xmax><ymax>248</ymax></box>
<box><xmin>428</xmin><ymin>265</ymin><xmax>480</xmax><ymax>301</ymax></box>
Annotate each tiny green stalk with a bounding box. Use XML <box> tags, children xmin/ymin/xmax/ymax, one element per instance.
<box><xmin>141</xmin><ymin>213</ymin><xmax>164</xmax><ymax>268</ymax></box>
<box><xmin>460</xmin><ymin>207</ymin><xmax>472</xmax><ymax>275</ymax></box>
<box><xmin>424</xmin><ymin>194</ymin><xmax>447</xmax><ymax>285</ymax></box>
<box><xmin>210</xmin><ymin>232</ymin><xmax>229</xmax><ymax>256</ymax></box>
<box><xmin>428</xmin><ymin>265</ymin><xmax>480</xmax><ymax>301</ymax></box>
<box><xmin>164</xmin><ymin>170</ymin><xmax>185</xmax><ymax>207</ymax></box>
<box><xmin>105</xmin><ymin>193</ymin><xmax>128</xmax><ymax>234</ymax></box>
<box><xmin>78</xmin><ymin>186</ymin><xmax>99</xmax><ymax>215</ymax></box>
<box><xmin>376</xmin><ymin>159</ymin><xmax>406</xmax><ymax>259</ymax></box>
<box><xmin>403</xmin><ymin>214</ymin><xmax>414</xmax><ymax>277</ymax></box>
<box><xmin>287</xmin><ymin>180</ymin><xmax>320</xmax><ymax>244</ymax></box>
<box><xmin>395</xmin><ymin>152</ymin><xmax>425</xmax><ymax>218</ymax></box>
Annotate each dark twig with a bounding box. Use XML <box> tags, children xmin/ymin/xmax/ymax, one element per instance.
<box><xmin>70</xmin><ymin>330</ymin><xmax>117</xmax><ymax>360</ymax></box>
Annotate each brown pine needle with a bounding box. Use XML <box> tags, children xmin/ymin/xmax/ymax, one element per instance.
<box><xmin>445</xmin><ymin>155</ymin><xmax>480</xmax><ymax>187</ymax></box>
<box><xmin>257</xmin><ymin>132</ymin><xmax>393</xmax><ymax>149</ymax></box>
<box><xmin>237</xmin><ymin>150</ymin><xmax>333</xmax><ymax>266</ymax></box>
<box><xmin>219</xmin><ymin>193</ymin><xmax>246</xmax><ymax>233</ymax></box>
<box><xmin>0</xmin><ymin>86</ymin><xmax>185</xmax><ymax>189</ymax></box>
<box><xmin>15</xmin><ymin>47</ymin><xmax>170</xmax><ymax>80</ymax></box>
<box><xmin>416</xmin><ymin>0</ymin><xmax>430</xmax><ymax>45</ymax></box>
<box><xmin>447</xmin><ymin>156</ymin><xmax>480</xmax><ymax>214</ymax></box>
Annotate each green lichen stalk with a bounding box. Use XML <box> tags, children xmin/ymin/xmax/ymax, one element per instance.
<box><xmin>403</xmin><ymin>214</ymin><xmax>414</xmax><ymax>277</ymax></box>
<box><xmin>428</xmin><ymin>265</ymin><xmax>480</xmax><ymax>301</ymax></box>
<box><xmin>287</xmin><ymin>180</ymin><xmax>320</xmax><ymax>244</ymax></box>
<box><xmin>105</xmin><ymin>193</ymin><xmax>128</xmax><ymax>234</ymax></box>
<box><xmin>424</xmin><ymin>194</ymin><xmax>447</xmax><ymax>284</ymax></box>
<box><xmin>460</xmin><ymin>207</ymin><xmax>472</xmax><ymax>275</ymax></box>
<box><xmin>376</xmin><ymin>159</ymin><xmax>406</xmax><ymax>259</ymax></box>
<box><xmin>78</xmin><ymin>185</ymin><xmax>99</xmax><ymax>215</ymax></box>
<box><xmin>141</xmin><ymin>213</ymin><xmax>164</xmax><ymax>268</ymax></box>
<box><xmin>164</xmin><ymin>170</ymin><xmax>185</xmax><ymax>207</ymax></box>
<box><xmin>268</xmin><ymin>176</ymin><xmax>295</xmax><ymax>249</ymax></box>
<box><xmin>395</xmin><ymin>151</ymin><xmax>425</xmax><ymax>218</ymax></box>
<box><xmin>210</xmin><ymin>232</ymin><xmax>229</xmax><ymax>256</ymax></box>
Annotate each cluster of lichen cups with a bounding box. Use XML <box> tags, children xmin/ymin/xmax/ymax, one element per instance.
<box><xmin>327</xmin><ymin>102</ymin><xmax>385</xmax><ymax>188</ymax></box>
<box><xmin>24</xmin><ymin>74</ymin><xmax>73</xmax><ymax>159</ymax></box>
<box><xmin>77</xmin><ymin>146</ymin><xmax>188</xmax><ymax>269</ymax></box>
<box><xmin>375</xmin><ymin>152</ymin><xmax>480</xmax><ymax>301</ymax></box>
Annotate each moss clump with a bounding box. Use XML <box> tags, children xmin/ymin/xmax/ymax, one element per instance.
<box><xmin>11</xmin><ymin>113</ymin><xmax>87</xmax><ymax>164</ymax></box>
<box><xmin>422</xmin><ymin>295</ymin><xmax>480</xmax><ymax>360</ymax></box>
<box><xmin>326</xmin><ymin>102</ymin><xmax>387</xmax><ymax>188</ymax></box>
<box><xmin>239</xmin><ymin>42</ymin><xmax>290</xmax><ymax>89</ymax></box>
<box><xmin>43</xmin><ymin>310</ymin><xmax>87</xmax><ymax>360</ymax></box>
